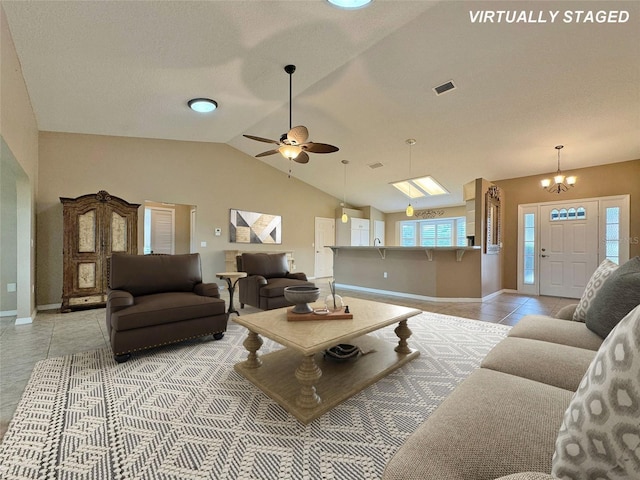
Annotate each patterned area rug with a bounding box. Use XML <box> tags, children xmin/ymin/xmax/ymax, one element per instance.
<box><xmin>0</xmin><ymin>312</ymin><xmax>509</xmax><ymax>480</ymax></box>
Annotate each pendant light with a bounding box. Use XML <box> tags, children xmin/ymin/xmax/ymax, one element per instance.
<box><xmin>405</xmin><ymin>139</ymin><xmax>416</xmax><ymax>217</ymax></box>
<box><xmin>341</xmin><ymin>160</ymin><xmax>349</xmax><ymax>223</ymax></box>
<box><xmin>541</xmin><ymin>145</ymin><xmax>576</xmax><ymax>193</ymax></box>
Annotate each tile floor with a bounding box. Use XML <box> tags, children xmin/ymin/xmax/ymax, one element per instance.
<box><xmin>0</xmin><ymin>283</ymin><xmax>575</xmax><ymax>442</ymax></box>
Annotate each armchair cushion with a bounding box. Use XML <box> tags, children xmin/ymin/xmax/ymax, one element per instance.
<box><xmin>111</xmin><ymin>292</ymin><xmax>226</xmax><ymax>331</ymax></box>
<box><xmin>110</xmin><ymin>253</ymin><xmax>203</xmax><ymax>296</ymax></box>
<box><xmin>241</xmin><ymin>252</ymin><xmax>289</xmax><ymax>278</ymax></box>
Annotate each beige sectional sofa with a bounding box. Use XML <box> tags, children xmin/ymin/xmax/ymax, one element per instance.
<box><xmin>385</xmin><ymin>257</ymin><xmax>640</xmax><ymax>480</ymax></box>
<box><xmin>383</xmin><ymin>306</ymin><xmax>599</xmax><ymax>480</ymax></box>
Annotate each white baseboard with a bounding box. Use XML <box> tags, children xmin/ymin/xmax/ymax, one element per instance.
<box><xmin>334</xmin><ymin>283</ymin><xmax>507</xmax><ymax>303</ymax></box>
<box><xmin>0</xmin><ymin>310</ymin><xmax>18</xmax><ymax>317</ymax></box>
<box><xmin>15</xmin><ymin>316</ymin><xmax>33</xmax><ymax>325</ymax></box>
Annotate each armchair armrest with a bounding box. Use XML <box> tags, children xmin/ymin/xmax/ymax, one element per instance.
<box><xmin>194</xmin><ymin>282</ymin><xmax>220</xmax><ymax>298</ymax></box>
<box><xmin>107</xmin><ymin>290</ymin><xmax>134</xmax><ymax>311</ymax></box>
<box><xmin>238</xmin><ymin>275</ymin><xmax>267</xmax><ymax>308</ymax></box>
<box><xmin>286</xmin><ymin>272</ymin><xmax>308</xmax><ymax>281</ymax></box>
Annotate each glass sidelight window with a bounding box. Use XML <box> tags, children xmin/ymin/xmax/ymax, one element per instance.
<box><xmin>523</xmin><ymin>213</ymin><xmax>536</xmax><ymax>285</ymax></box>
<box><xmin>605</xmin><ymin>207</ymin><xmax>620</xmax><ymax>264</ymax></box>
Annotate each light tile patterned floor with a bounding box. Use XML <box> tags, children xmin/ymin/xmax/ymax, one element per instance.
<box><xmin>0</xmin><ymin>282</ymin><xmax>575</xmax><ymax>441</ymax></box>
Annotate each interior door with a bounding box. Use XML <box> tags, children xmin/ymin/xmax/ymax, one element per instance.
<box><xmin>314</xmin><ymin>217</ymin><xmax>335</xmax><ymax>278</ymax></box>
<box><xmin>539</xmin><ymin>201</ymin><xmax>598</xmax><ymax>298</ymax></box>
<box><xmin>149</xmin><ymin>208</ymin><xmax>175</xmax><ymax>254</ymax></box>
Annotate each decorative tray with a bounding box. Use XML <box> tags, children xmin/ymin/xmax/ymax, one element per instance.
<box><xmin>286</xmin><ymin>307</ymin><xmax>353</xmax><ymax>322</ymax></box>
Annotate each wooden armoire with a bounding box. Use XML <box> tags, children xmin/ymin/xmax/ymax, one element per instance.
<box><xmin>60</xmin><ymin>190</ymin><xmax>139</xmax><ymax>312</ymax></box>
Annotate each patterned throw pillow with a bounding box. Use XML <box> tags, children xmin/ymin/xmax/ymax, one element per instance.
<box><xmin>573</xmin><ymin>259</ymin><xmax>618</xmax><ymax>322</ymax></box>
<box><xmin>552</xmin><ymin>304</ymin><xmax>640</xmax><ymax>479</ymax></box>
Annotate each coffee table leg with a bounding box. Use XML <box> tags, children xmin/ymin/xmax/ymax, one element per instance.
<box><xmin>242</xmin><ymin>330</ymin><xmax>263</xmax><ymax>368</ymax></box>
<box><xmin>295</xmin><ymin>355</ymin><xmax>322</xmax><ymax>409</ymax></box>
<box><xmin>394</xmin><ymin>319</ymin><xmax>413</xmax><ymax>354</ymax></box>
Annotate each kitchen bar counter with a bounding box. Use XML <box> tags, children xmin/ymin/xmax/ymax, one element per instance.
<box><xmin>328</xmin><ymin>245</ymin><xmax>485</xmax><ymax>301</ymax></box>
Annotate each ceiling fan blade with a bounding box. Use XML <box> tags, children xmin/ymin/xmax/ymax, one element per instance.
<box><xmin>255</xmin><ymin>149</ymin><xmax>280</xmax><ymax>157</ymax></box>
<box><xmin>301</xmin><ymin>142</ymin><xmax>339</xmax><ymax>154</ymax></box>
<box><xmin>243</xmin><ymin>134</ymin><xmax>280</xmax><ymax>145</ymax></box>
<box><xmin>294</xmin><ymin>151</ymin><xmax>310</xmax><ymax>164</ymax></box>
<box><xmin>287</xmin><ymin>125</ymin><xmax>309</xmax><ymax>145</ymax></box>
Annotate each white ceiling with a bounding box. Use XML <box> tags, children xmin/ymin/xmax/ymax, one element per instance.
<box><xmin>4</xmin><ymin>0</ymin><xmax>639</xmax><ymax>212</ymax></box>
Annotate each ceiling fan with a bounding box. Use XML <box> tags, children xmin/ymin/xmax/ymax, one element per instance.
<box><xmin>243</xmin><ymin>64</ymin><xmax>339</xmax><ymax>165</ymax></box>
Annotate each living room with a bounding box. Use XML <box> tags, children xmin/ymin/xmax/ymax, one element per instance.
<box><xmin>1</xmin><ymin>1</ymin><xmax>639</xmax><ymax>478</ymax></box>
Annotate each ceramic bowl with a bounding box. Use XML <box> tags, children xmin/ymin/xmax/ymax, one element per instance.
<box><xmin>284</xmin><ymin>286</ymin><xmax>320</xmax><ymax>314</ymax></box>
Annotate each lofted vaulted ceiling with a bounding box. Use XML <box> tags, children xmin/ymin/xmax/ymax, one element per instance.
<box><xmin>3</xmin><ymin>0</ymin><xmax>639</xmax><ymax>212</ymax></box>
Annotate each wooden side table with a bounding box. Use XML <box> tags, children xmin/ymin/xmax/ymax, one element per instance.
<box><xmin>216</xmin><ymin>272</ymin><xmax>247</xmax><ymax>316</ymax></box>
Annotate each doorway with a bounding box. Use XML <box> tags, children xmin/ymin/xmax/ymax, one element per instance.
<box><xmin>143</xmin><ymin>201</ymin><xmax>196</xmax><ymax>255</ymax></box>
<box><xmin>314</xmin><ymin>217</ymin><xmax>335</xmax><ymax>278</ymax></box>
<box><xmin>517</xmin><ymin>195</ymin><xmax>630</xmax><ymax>297</ymax></box>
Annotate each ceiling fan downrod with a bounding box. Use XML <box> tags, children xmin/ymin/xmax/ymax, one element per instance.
<box><xmin>284</xmin><ymin>64</ymin><xmax>296</xmax><ymax>131</ymax></box>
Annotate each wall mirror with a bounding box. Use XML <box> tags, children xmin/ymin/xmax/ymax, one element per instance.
<box><xmin>485</xmin><ymin>186</ymin><xmax>501</xmax><ymax>254</ymax></box>
<box><xmin>143</xmin><ymin>201</ymin><xmax>196</xmax><ymax>254</ymax></box>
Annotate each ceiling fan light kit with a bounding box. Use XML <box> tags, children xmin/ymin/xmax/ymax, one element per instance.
<box><xmin>243</xmin><ymin>65</ymin><xmax>339</xmax><ymax>169</ymax></box>
<box><xmin>188</xmin><ymin>98</ymin><xmax>217</xmax><ymax>113</ymax></box>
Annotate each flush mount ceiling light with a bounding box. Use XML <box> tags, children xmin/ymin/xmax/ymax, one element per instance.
<box><xmin>188</xmin><ymin>98</ymin><xmax>218</xmax><ymax>113</ymax></box>
<box><xmin>327</xmin><ymin>0</ymin><xmax>373</xmax><ymax>9</ymax></box>
<box><xmin>541</xmin><ymin>145</ymin><xmax>576</xmax><ymax>194</ymax></box>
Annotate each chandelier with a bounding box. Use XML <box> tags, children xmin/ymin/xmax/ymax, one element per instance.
<box><xmin>541</xmin><ymin>145</ymin><xmax>576</xmax><ymax>193</ymax></box>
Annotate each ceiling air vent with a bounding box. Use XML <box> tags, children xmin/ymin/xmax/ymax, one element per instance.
<box><xmin>368</xmin><ymin>162</ymin><xmax>384</xmax><ymax>169</ymax></box>
<box><xmin>433</xmin><ymin>80</ymin><xmax>456</xmax><ymax>95</ymax></box>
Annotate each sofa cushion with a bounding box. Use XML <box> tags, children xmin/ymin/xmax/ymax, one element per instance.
<box><xmin>573</xmin><ymin>259</ymin><xmax>618</xmax><ymax>322</ymax></box>
<box><xmin>259</xmin><ymin>277</ymin><xmax>313</xmax><ymax>298</ymax></box>
<box><xmin>552</xmin><ymin>305</ymin><xmax>640</xmax><ymax>479</ymax></box>
<box><xmin>110</xmin><ymin>292</ymin><xmax>226</xmax><ymax>331</ymax></box>
<box><xmin>110</xmin><ymin>253</ymin><xmax>203</xmax><ymax>296</ymax></box>
<box><xmin>481</xmin><ymin>337</ymin><xmax>595</xmax><ymax>391</ymax></box>
<box><xmin>585</xmin><ymin>256</ymin><xmax>640</xmax><ymax>338</ymax></box>
<box><xmin>508</xmin><ymin>315</ymin><xmax>603</xmax><ymax>351</ymax></box>
<box><xmin>241</xmin><ymin>253</ymin><xmax>289</xmax><ymax>279</ymax></box>
<box><xmin>382</xmin><ymin>368</ymin><xmax>573</xmax><ymax>480</ymax></box>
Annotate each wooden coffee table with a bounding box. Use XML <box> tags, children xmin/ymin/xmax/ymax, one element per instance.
<box><xmin>232</xmin><ymin>297</ymin><xmax>421</xmax><ymax>424</ymax></box>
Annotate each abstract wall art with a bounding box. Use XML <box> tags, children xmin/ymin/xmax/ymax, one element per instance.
<box><xmin>230</xmin><ymin>209</ymin><xmax>282</xmax><ymax>244</ymax></box>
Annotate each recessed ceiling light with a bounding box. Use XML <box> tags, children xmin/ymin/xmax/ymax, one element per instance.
<box><xmin>188</xmin><ymin>98</ymin><xmax>218</xmax><ymax>113</ymax></box>
<box><xmin>327</xmin><ymin>0</ymin><xmax>373</xmax><ymax>10</ymax></box>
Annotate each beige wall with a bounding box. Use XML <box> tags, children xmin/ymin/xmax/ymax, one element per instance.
<box><xmin>1</xmin><ymin>7</ymin><xmax>39</xmax><ymax>318</ymax></box>
<box><xmin>37</xmin><ymin>132</ymin><xmax>341</xmax><ymax>306</ymax></box>
<box><xmin>494</xmin><ymin>159</ymin><xmax>640</xmax><ymax>290</ymax></box>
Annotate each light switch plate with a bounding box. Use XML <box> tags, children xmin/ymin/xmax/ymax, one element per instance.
<box><xmin>200</xmin><ymin>241</ymin><xmax>207</xmax><ymax>247</ymax></box>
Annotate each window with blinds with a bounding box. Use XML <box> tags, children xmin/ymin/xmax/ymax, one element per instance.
<box><xmin>400</xmin><ymin>217</ymin><xmax>466</xmax><ymax>247</ymax></box>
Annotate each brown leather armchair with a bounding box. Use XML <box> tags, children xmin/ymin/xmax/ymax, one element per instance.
<box><xmin>107</xmin><ymin>253</ymin><xmax>228</xmax><ymax>362</ymax></box>
<box><xmin>237</xmin><ymin>252</ymin><xmax>314</xmax><ymax>310</ymax></box>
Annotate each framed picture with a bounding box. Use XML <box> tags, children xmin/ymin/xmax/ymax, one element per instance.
<box><xmin>230</xmin><ymin>209</ymin><xmax>282</xmax><ymax>244</ymax></box>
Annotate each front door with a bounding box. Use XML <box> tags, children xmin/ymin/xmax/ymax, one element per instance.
<box><xmin>314</xmin><ymin>217</ymin><xmax>335</xmax><ymax>278</ymax></box>
<box><xmin>539</xmin><ymin>201</ymin><xmax>598</xmax><ymax>298</ymax></box>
